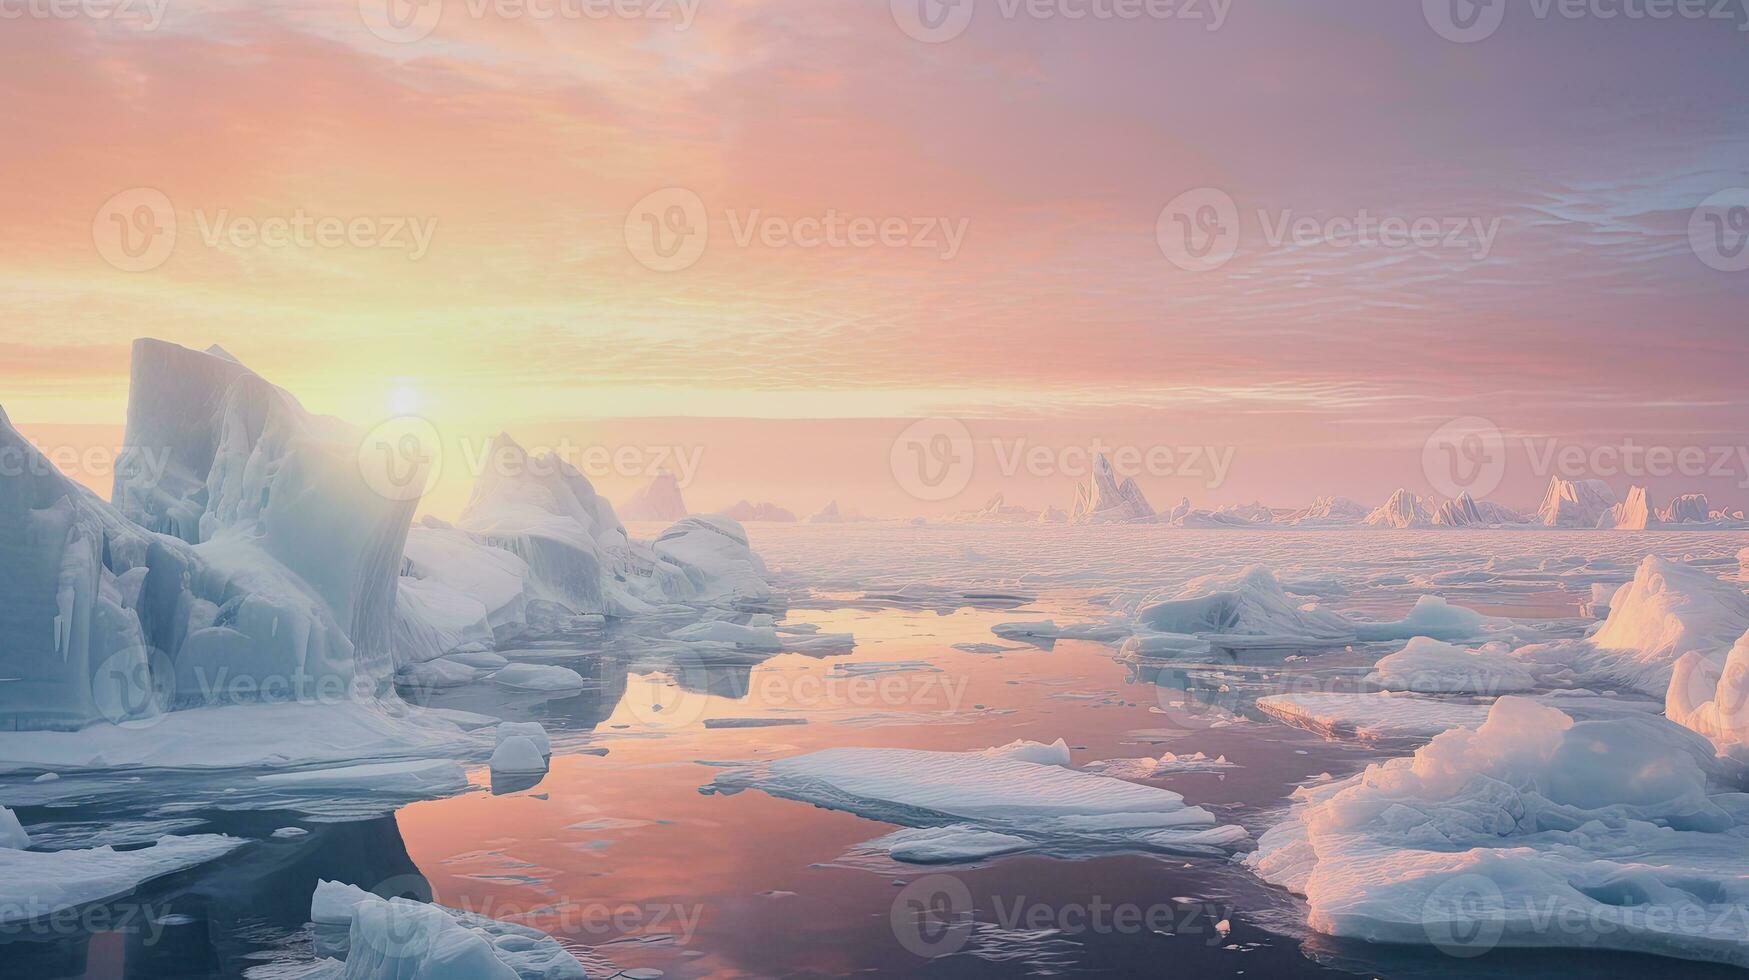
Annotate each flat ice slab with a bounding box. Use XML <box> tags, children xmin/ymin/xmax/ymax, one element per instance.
<box><xmin>0</xmin><ymin>834</ymin><xmax>244</xmax><ymax>925</ymax></box>
<box><xmin>0</xmin><ymin>701</ymin><xmax>473</xmax><ymax>774</ymax></box>
<box><xmin>1258</xmin><ymin>692</ymin><xmax>1493</xmax><ymax>742</ymax></box>
<box><xmin>707</xmin><ymin>741</ymin><xmax>1248</xmax><ymax>860</ymax></box>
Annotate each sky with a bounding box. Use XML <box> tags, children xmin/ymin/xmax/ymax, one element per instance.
<box><xmin>2</xmin><ymin>0</ymin><xmax>1747</xmax><ymax>518</ymax></box>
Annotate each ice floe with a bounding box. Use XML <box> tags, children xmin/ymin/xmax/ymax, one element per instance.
<box><xmin>308</xmin><ymin>880</ymin><xmax>585</xmax><ymax>978</ymax></box>
<box><xmin>0</xmin><ymin>825</ymin><xmax>245</xmax><ymax>925</ymax></box>
<box><xmin>1248</xmin><ymin>697</ymin><xmax>1749</xmax><ymax>966</ymax></box>
<box><xmin>1366</xmin><ymin>637</ymin><xmax>1536</xmax><ymax>695</ymax></box>
<box><xmin>706</xmin><ymin>740</ymin><xmax>1248</xmax><ymax>860</ymax></box>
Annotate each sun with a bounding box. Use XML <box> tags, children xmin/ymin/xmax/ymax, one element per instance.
<box><xmin>388</xmin><ymin>383</ymin><xmax>422</xmax><ymax>416</ymax></box>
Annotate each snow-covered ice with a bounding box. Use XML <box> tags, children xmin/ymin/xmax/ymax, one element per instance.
<box><xmin>1366</xmin><ymin>637</ymin><xmax>1537</xmax><ymax>694</ymax></box>
<box><xmin>707</xmin><ymin>740</ymin><xmax>1248</xmax><ymax>860</ymax></box>
<box><xmin>1248</xmin><ymin>697</ymin><xmax>1749</xmax><ymax>966</ymax></box>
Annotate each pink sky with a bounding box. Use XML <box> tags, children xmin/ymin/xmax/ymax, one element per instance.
<box><xmin>3</xmin><ymin>1</ymin><xmax>1746</xmax><ymax>517</ymax></box>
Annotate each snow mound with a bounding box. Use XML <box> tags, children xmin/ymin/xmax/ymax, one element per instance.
<box><xmin>1069</xmin><ymin>454</ymin><xmax>1154</xmax><ymax>524</ymax></box>
<box><xmin>1134</xmin><ymin>566</ymin><xmax>1354</xmax><ymax>649</ymax></box>
<box><xmin>0</xmin><ymin>833</ymin><xmax>244</xmax><ymax>925</ymax></box>
<box><xmin>1537</xmin><ymin>476</ymin><xmax>1617</xmax><ymax>528</ymax></box>
<box><xmin>1367</xmin><ymin>637</ymin><xmax>1536</xmax><ymax>695</ymax></box>
<box><xmin>707</xmin><ymin>741</ymin><xmax>1248</xmax><ymax>860</ymax></box>
<box><xmin>620</xmin><ymin>470</ymin><xmax>688</xmax><ymax>522</ymax></box>
<box><xmin>1247</xmin><ymin>697</ymin><xmax>1749</xmax><ymax>966</ymax></box>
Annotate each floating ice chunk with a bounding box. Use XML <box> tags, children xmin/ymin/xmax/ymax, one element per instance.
<box><xmin>650</xmin><ymin>515</ymin><xmax>773</xmax><ymax>605</ymax></box>
<box><xmin>397</xmin><ymin>657</ymin><xmax>482</xmax><ymax>690</ymax></box>
<box><xmin>257</xmin><ymin>759</ymin><xmax>469</xmax><ymax>796</ymax></box>
<box><xmin>1350</xmin><ymin>595</ymin><xmax>1489</xmax><ymax>642</ymax></box>
<box><xmin>1258</xmin><ymin>692</ymin><xmax>1492</xmax><ymax>742</ymax></box>
<box><xmin>991</xmin><ymin>620</ymin><xmax>1129</xmax><ymax>643</ymax></box>
<box><xmin>495</xmin><ymin>721</ymin><xmax>550</xmax><ymax>757</ymax></box>
<box><xmin>981</xmin><ymin>738</ymin><xmax>1071</xmax><ymax>767</ymax></box>
<box><xmin>1116</xmin><ymin>633</ymin><xmax>1214</xmax><ymax>661</ymax></box>
<box><xmin>871</xmin><ymin>825</ymin><xmax>1034</xmax><ymax>863</ymax></box>
<box><xmin>667</xmin><ymin>620</ymin><xmax>782</xmax><ymax>651</ymax></box>
<box><xmin>1083</xmin><ymin>752</ymin><xmax>1237</xmax><ymax>779</ymax></box>
<box><xmin>489</xmin><ymin>736</ymin><xmax>547</xmax><ymax>775</ymax></box>
<box><xmin>0</xmin><ymin>700</ymin><xmax>473</xmax><ymax>774</ymax></box>
<box><xmin>491</xmin><ymin>663</ymin><xmax>586</xmax><ymax>693</ymax></box>
<box><xmin>272</xmin><ymin>827</ymin><xmax>308</xmax><ymax>839</ymax></box>
<box><xmin>0</xmin><ymin>807</ymin><xmax>30</xmax><ymax>850</ymax></box>
<box><xmin>309</xmin><ymin>883</ymin><xmax>584</xmax><ymax>979</ymax></box>
<box><xmin>1135</xmin><ymin>567</ymin><xmax>1355</xmax><ymax>649</ymax></box>
<box><xmin>830</xmin><ymin>660</ymin><xmax>940</xmax><ymax>676</ymax></box>
<box><xmin>1366</xmin><ymin>637</ymin><xmax>1536</xmax><ymax>695</ymax></box>
<box><xmin>0</xmin><ymin>834</ymin><xmax>244</xmax><ymax>925</ymax></box>
<box><xmin>779</xmin><ymin>631</ymin><xmax>856</xmax><ymax>654</ymax></box>
<box><xmin>1247</xmin><ymin>697</ymin><xmax>1749</xmax><ymax>966</ymax></box>
<box><xmin>707</xmin><ymin>742</ymin><xmax>1248</xmax><ymax>860</ymax></box>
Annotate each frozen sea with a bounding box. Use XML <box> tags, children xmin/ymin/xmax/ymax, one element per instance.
<box><xmin>3</xmin><ymin>525</ymin><xmax>1747</xmax><ymax>979</ymax></box>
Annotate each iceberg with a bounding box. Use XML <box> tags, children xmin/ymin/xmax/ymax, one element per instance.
<box><xmin>1363</xmin><ymin>489</ymin><xmax>1429</xmax><ymax>528</ymax></box>
<box><xmin>1597</xmin><ymin>485</ymin><xmax>1656</xmax><ymax>530</ymax></box>
<box><xmin>808</xmin><ymin>500</ymin><xmax>872</xmax><ymax>523</ymax></box>
<box><xmin>394</xmin><ymin>517</ymin><xmax>532</xmax><ymax>666</ymax></box>
<box><xmin>1285</xmin><ymin>496</ymin><xmax>1370</xmax><ymax>526</ymax></box>
<box><xmin>1661</xmin><ymin>493</ymin><xmax>1712</xmax><ymax>524</ymax></box>
<box><xmin>1068</xmin><ymin>453</ymin><xmax>1154</xmax><ymax>524</ymax></box>
<box><xmin>455</xmin><ymin>433</ymin><xmax>632</xmax><ymax>616</ymax></box>
<box><xmin>1</xmin><ymin>339</ymin><xmax>426</xmax><ymax>730</ymax></box>
<box><xmin>650</xmin><ymin>514</ymin><xmax>773</xmax><ymax>606</ymax></box>
<box><xmin>719</xmin><ymin>500</ymin><xmax>796</xmax><ymax>523</ymax></box>
<box><xmin>1365</xmin><ymin>637</ymin><xmax>1536</xmax><ymax>694</ymax></box>
<box><xmin>707</xmin><ymin>740</ymin><xmax>1249</xmax><ymax>859</ymax></box>
<box><xmin>1248</xmin><ymin>697</ymin><xmax>1749</xmax><ymax>967</ymax></box>
<box><xmin>619</xmin><ymin>470</ymin><xmax>688</xmax><ymax>522</ymax></box>
<box><xmin>1133</xmin><ymin>567</ymin><xmax>1355</xmax><ymax>649</ymax></box>
<box><xmin>1429</xmin><ymin>492</ymin><xmax>1526</xmax><ymax>527</ymax></box>
<box><xmin>1537</xmin><ymin>476</ymin><xmax>1617</xmax><ymax>528</ymax></box>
